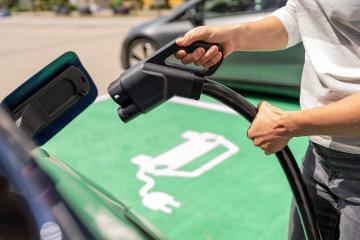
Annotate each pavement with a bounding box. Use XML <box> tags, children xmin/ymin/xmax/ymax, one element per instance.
<box><xmin>0</xmin><ymin>15</ymin><xmax>152</xmax><ymax>99</ymax></box>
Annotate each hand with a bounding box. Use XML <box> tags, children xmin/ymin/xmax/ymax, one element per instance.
<box><xmin>175</xmin><ymin>26</ymin><xmax>237</xmax><ymax>68</ymax></box>
<box><xmin>247</xmin><ymin>101</ymin><xmax>296</xmax><ymax>154</ymax></box>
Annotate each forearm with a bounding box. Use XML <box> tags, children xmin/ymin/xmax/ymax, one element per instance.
<box><xmin>285</xmin><ymin>93</ymin><xmax>360</xmax><ymax>137</ymax></box>
<box><xmin>230</xmin><ymin>16</ymin><xmax>288</xmax><ymax>51</ymax></box>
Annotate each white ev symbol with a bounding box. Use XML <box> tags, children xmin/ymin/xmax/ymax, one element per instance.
<box><xmin>132</xmin><ymin>131</ymin><xmax>239</xmax><ymax>214</ymax></box>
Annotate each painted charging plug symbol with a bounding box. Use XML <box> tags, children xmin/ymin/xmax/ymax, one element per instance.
<box><xmin>132</xmin><ymin>131</ymin><xmax>239</xmax><ymax>214</ymax></box>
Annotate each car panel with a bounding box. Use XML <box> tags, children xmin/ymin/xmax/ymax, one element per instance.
<box><xmin>35</xmin><ymin>149</ymin><xmax>164</xmax><ymax>240</ymax></box>
<box><xmin>0</xmin><ymin>109</ymin><xmax>93</xmax><ymax>240</ymax></box>
<box><xmin>0</xmin><ymin>106</ymin><xmax>163</xmax><ymax>240</ymax></box>
<box><xmin>2</xmin><ymin>52</ymin><xmax>98</xmax><ymax>146</ymax></box>
<box><xmin>213</xmin><ymin>43</ymin><xmax>304</xmax><ymax>98</ymax></box>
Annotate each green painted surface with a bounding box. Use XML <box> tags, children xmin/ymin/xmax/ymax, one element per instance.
<box><xmin>44</xmin><ymin>95</ymin><xmax>308</xmax><ymax>240</ymax></box>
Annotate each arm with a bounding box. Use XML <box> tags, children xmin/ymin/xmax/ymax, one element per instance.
<box><xmin>176</xmin><ymin>0</ymin><xmax>300</xmax><ymax>67</ymax></box>
<box><xmin>230</xmin><ymin>16</ymin><xmax>288</xmax><ymax>51</ymax></box>
<box><xmin>290</xmin><ymin>92</ymin><xmax>360</xmax><ymax>136</ymax></box>
<box><xmin>176</xmin><ymin>16</ymin><xmax>288</xmax><ymax>67</ymax></box>
<box><xmin>247</xmin><ymin>93</ymin><xmax>360</xmax><ymax>154</ymax></box>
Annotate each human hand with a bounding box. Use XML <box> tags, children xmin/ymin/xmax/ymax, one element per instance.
<box><xmin>247</xmin><ymin>101</ymin><xmax>296</xmax><ymax>154</ymax></box>
<box><xmin>175</xmin><ymin>26</ymin><xmax>237</xmax><ymax>68</ymax></box>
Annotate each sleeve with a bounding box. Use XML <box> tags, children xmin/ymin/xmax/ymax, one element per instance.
<box><xmin>270</xmin><ymin>0</ymin><xmax>302</xmax><ymax>48</ymax></box>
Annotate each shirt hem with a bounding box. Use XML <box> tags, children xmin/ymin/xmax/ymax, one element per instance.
<box><xmin>310</xmin><ymin>136</ymin><xmax>360</xmax><ymax>154</ymax></box>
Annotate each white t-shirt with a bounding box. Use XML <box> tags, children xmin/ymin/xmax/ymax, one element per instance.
<box><xmin>272</xmin><ymin>0</ymin><xmax>360</xmax><ymax>154</ymax></box>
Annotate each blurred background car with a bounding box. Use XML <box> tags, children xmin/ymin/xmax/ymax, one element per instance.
<box><xmin>0</xmin><ymin>8</ymin><xmax>11</xmax><ymax>16</ymax></box>
<box><xmin>121</xmin><ymin>0</ymin><xmax>304</xmax><ymax>98</ymax></box>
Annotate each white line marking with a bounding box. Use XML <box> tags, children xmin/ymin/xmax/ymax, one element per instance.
<box><xmin>94</xmin><ymin>94</ymin><xmax>237</xmax><ymax>115</ymax></box>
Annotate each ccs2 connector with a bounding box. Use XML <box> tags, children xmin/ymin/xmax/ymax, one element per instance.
<box><xmin>107</xmin><ymin>40</ymin><xmax>223</xmax><ymax>122</ymax></box>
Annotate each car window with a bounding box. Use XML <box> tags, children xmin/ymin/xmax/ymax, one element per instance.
<box><xmin>203</xmin><ymin>0</ymin><xmax>278</xmax><ymax>18</ymax></box>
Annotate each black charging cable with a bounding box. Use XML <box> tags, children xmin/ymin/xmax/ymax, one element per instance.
<box><xmin>202</xmin><ymin>79</ymin><xmax>322</xmax><ymax>240</ymax></box>
<box><xmin>108</xmin><ymin>39</ymin><xmax>322</xmax><ymax>240</ymax></box>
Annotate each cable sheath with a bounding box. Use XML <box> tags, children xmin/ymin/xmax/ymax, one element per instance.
<box><xmin>202</xmin><ymin>79</ymin><xmax>322</xmax><ymax>240</ymax></box>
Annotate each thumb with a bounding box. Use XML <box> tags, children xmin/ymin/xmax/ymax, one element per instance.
<box><xmin>257</xmin><ymin>101</ymin><xmax>268</xmax><ymax>110</ymax></box>
<box><xmin>258</xmin><ymin>101</ymin><xmax>282</xmax><ymax>113</ymax></box>
<box><xmin>176</xmin><ymin>27</ymin><xmax>209</xmax><ymax>46</ymax></box>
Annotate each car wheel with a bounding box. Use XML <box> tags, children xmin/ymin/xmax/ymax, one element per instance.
<box><xmin>125</xmin><ymin>38</ymin><xmax>158</xmax><ymax>68</ymax></box>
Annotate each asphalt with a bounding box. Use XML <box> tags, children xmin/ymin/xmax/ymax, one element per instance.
<box><xmin>0</xmin><ymin>15</ymin><xmax>151</xmax><ymax>99</ymax></box>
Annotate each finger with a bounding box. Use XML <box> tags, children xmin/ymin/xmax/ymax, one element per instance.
<box><xmin>247</xmin><ymin>127</ymin><xmax>254</xmax><ymax>140</ymax></box>
<box><xmin>175</xmin><ymin>50</ymin><xmax>187</xmax><ymax>59</ymax></box>
<box><xmin>261</xmin><ymin>143</ymin><xmax>270</xmax><ymax>151</ymax></box>
<box><xmin>195</xmin><ymin>45</ymin><xmax>219</xmax><ymax>66</ymax></box>
<box><xmin>262</xmin><ymin>143</ymin><xmax>277</xmax><ymax>155</ymax></box>
<box><xmin>247</xmin><ymin>125</ymin><xmax>263</xmax><ymax>140</ymax></box>
<box><xmin>176</xmin><ymin>37</ymin><xmax>186</xmax><ymax>46</ymax></box>
<box><xmin>253</xmin><ymin>139</ymin><xmax>262</xmax><ymax>147</ymax></box>
<box><xmin>203</xmin><ymin>52</ymin><xmax>222</xmax><ymax>68</ymax></box>
<box><xmin>181</xmin><ymin>47</ymin><xmax>205</xmax><ymax>65</ymax></box>
<box><xmin>176</xmin><ymin>27</ymin><xmax>209</xmax><ymax>46</ymax></box>
<box><xmin>257</xmin><ymin>101</ymin><xmax>268</xmax><ymax>109</ymax></box>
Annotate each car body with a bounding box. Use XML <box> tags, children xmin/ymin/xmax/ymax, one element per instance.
<box><xmin>0</xmin><ymin>107</ymin><xmax>164</xmax><ymax>240</ymax></box>
<box><xmin>121</xmin><ymin>0</ymin><xmax>304</xmax><ymax>98</ymax></box>
<box><xmin>0</xmin><ymin>52</ymin><xmax>164</xmax><ymax>240</ymax></box>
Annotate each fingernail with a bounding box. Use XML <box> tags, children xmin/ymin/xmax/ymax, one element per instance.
<box><xmin>176</xmin><ymin>38</ymin><xmax>184</xmax><ymax>45</ymax></box>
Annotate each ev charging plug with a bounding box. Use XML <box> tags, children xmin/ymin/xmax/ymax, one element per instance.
<box><xmin>107</xmin><ymin>39</ymin><xmax>223</xmax><ymax>122</ymax></box>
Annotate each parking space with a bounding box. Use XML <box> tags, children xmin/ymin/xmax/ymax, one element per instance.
<box><xmin>43</xmin><ymin>95</ymin><xmax>307</xmax><ymax>240</ymax></box>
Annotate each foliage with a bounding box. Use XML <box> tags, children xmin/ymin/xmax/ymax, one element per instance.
<box><xmin>109</xmin><ymin>0</ymin><xmax>123</xmax><ymax>9</ymax></box>
<box><xmin>0</xmin><ymin>0</ymin><xmax>17</xmax><ymax>8</ymax></box>
<box><xmin>9</xmin><ymin>0</ymin><xmax>74</xmax><ymax>12</ymax></box>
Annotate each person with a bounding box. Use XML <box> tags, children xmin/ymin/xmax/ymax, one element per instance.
<box><xmin>175</xmin><ymin>0</ymin><xmax>360</xmax><ymax>239</ymax></box>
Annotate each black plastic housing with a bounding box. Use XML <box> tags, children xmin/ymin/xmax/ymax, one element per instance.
<box><xmin>108</xmin><ymin>63</ymin><xmax>203</xmax><ymax>122</ymax></box>
<box><xmin>2</xmin><ymin>52</ymin><xmax>97</xmax><ymax>145</ymax></box>
<box><xmin>108</xmin><ymin>39</ymin><xmax>223</xmax><ymax>122</ymax></box>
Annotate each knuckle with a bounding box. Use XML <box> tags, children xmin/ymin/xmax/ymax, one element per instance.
<box><xmin>247</xmin><ymin>129</ymin><xmax>253</xmax><ymax>138</ymax></box>
<box><xmin>188</xmin><ymin>54</ymin><xmax>195</xmax><ymax>62</ymax></box>
<box><xmin>182</xmin><ymin>58</ymin><xmax>190</xmax><ymax>64</ymax></box>
<box><xmin>195</xmin><ymin>49</ymin><xmax>205</xmax><ymax>60</ymax></box>
<box><xmin>261</xmin><ymin>143</ymin><xmax>269</xmax><ymax>149</ymax></box>
<box><xmin>201</xmin><ymin>28</ymin><xmax>210</xmax><ymax>37</ymax></box>
<box><xmin>253</xmin><ymin>139</ymin><xmax>261</xmax><ymax>146</ymax></box>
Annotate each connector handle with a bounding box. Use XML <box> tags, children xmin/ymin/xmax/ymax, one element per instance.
<box><xmin>147</xmin><ymin>38</ymin><xmax>223</xmax><ymax>76</ymax></box>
